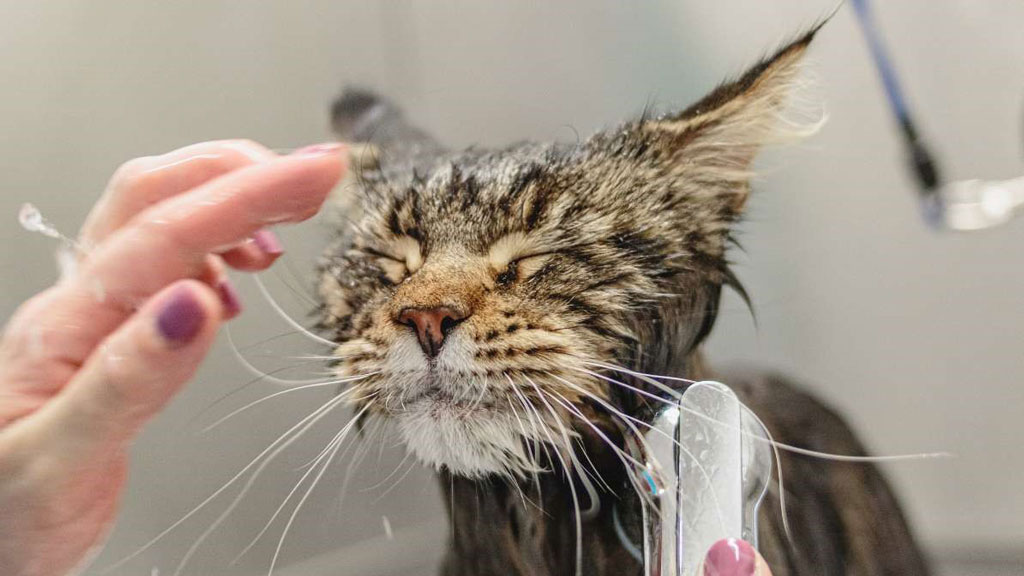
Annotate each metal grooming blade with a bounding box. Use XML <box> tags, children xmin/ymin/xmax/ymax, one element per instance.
<box><xmin>629</xmin><ymin>381</ymin><xmax>772</xmax><ymax>576</ymax></box>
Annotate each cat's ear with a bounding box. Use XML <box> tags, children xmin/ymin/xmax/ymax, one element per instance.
<box><xmin>636</xmin><ymin>27</ymin><xmax>820</xmax><ymax>212</ymax></box>
<box><xmin>331</xmin><ymin>88</ymin><xmax>444</xmax><ymax>164</ymax></box>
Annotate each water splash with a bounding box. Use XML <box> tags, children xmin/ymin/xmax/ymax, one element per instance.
<box><xmin>19</xmin><ymin>203</ymin><xmax>62</xmax><ymax>239</ymax></box>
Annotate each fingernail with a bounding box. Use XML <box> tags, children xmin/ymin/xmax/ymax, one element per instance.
<box><xmin>216</xmin><ymin>278</ymin><xmax>243</xmax><ymax>318</ymax></box>
<box><xmin>704</xmin><ymin>538</ymin><xmax>756</xmax><ymax>576</ymax></box>
<box><xmin>252</xmin><ymin>230</ymin><xmax>284</xmax><ymax>256</ymax></box>
<box><xmin>156</xmin><ymin>286</ymin><xmax>206</xmax><ymax>345</ymax></box>
<box><xmin>290</xmin><ymin>142</ymin><xmax>343</xmax><ymax>157</ymax></box>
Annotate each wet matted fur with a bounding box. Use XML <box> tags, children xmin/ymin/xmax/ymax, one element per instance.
<box><xmin>316</xmin><ymin>27</ymin><xmax>929</xmax><ymax>576</ymax></box>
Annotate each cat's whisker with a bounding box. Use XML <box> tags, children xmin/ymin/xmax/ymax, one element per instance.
<box><xmin>333</xmin><ymin>417</ymin><xmax>382</xmax><ymax>516</ymax></box>
<box><xmin>543</xmin><ymin>389</ymin><xmax>655</xmax><ymax>511</ymax></box>
<box><xmin>520</xmin><ymin>375</ymin><xmax>585</xmax><ymax>576</ymax></box>
<box><xmin>547</xmin><ymin>373</ymin><xmax>729</xmax><ymax>533</ymax></box>
<box><xmin>189</xmin><ymin>361</ymin><xmax>336</xmax><ymax>428</ymax></box>
<box><xmin>581</xmin><ymin>360</ymin><xmax>697</xmax><ymax>386</ymax></box>
<box><xmin>533</xmin><ymin>385</ymin><xmax>602</xmax><ymax>518</ymax></box>
<box><xmin>505</xmin><ymin>392</ymin><xmax>542</xmax><ymax>482</ymax></box>
<box><xmin>273</xmin><ymin>264</ymin><xmax>319</xmax><ymax>307</ymax></box>
<box><xmin>497</xmin><ymin>396</ymin><xmax>539</xmax><ymax>512</ymax></box>
<box><xmin>576</xmin><ymin>363</ymin><xmax>951</xmax><ymax>463</ymax></box>
<box><xmin>170</xmin><ymin>392</ymin><xmax>363</xmax><ymax>576</ymax></box>
<box><xmin>508</xmin><ymin>381</ymin><xmax>555</xmax><ymax>476</ymax></box>
<box><xmin>372</xmin><ymin>451</ymin><xmax>420</xmax><ymax>503</ymax></box>
<box><xmin>468</xmin><ymin>373</ymin><xmax>490</xmax><ymax>411</ymax></box>
<box><xmin>200</xmin><ymin>373</ymin><xmax>378</xmax><ymax>434</ymax></box>
<box><xmin>506</xmin><ymin>383</ymin><xmax>551</xmax><ymax>515</ymax></box>
<box><xmin>267</xmin><ymin>401</ymin><xmax>375</xmax><ymax>576</ymax></box>
<box><xmin>234</xmin><ymin>403</ymin><xmax>371</xmax><ymax>565</ymax></box>
<box><xmin>254</xmin><ymin>273</ymin><xmax>337</xmax><ymax>347</ymax></box>
<box><xmin>540</xmin><ymin>385</ymin><xmax>643</xmax><ymax>495</ymax></box>
<box><xmin>226</xmin><ymin>324</ymin><xmax>336</xmax><ymax>386</ymax></box>
<box><xmin>364</xmin><ymin>448</ymin><xmax>415</xmax><ymax>495</ymax></box>
<box><xmin>296</xmin><ymin>405</ymin><xmax>367</xmax><ymax>473</ymax></box>
<box><xmin>542</xmin><ymin>390</ymin><xmax>615</xmax><ymax>497</ymax></box>
<box><xmin>103</xmin><ymin>389</ymin><xmax>356</xmax><ymax>575</ymax></box>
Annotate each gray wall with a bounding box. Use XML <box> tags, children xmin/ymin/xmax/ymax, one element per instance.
<box><xmin>1</xmin><ymin>1</ymin><xmax>1021</xmax><ymax>574</ymax></box>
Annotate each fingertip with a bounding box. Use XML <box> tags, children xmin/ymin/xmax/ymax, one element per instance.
<box><xmin>284</xmin><ymin>142</ymin><xmax>348</xmax><ymax>202</ymax></box>
<box><xmin>215</xmin><ymin>278</ymin><xmax>243</xmax><ymax>319</ymax></box>
<box><xmin>153</xmin><ymin>280</ymin><xmax>222</xmax><ymax>347</ymax></box>
<box><xmin>702</xmin><ymin>538</ymin><xmax>759</xmax><ymax>576</ymax></box>
<box><xmin>219</xmin><ymin>237</ymin><xmax>281</xmax><ymax>272</ymax></box>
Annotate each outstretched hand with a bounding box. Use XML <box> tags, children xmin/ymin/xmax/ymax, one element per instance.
<box><xmin>0</xmin><ymin>140</ymin><xmax>346</xmax><ymax>576</ymax></box>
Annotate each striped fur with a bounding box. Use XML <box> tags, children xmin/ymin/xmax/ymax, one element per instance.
<box><xmin>316</xmin><ymin>28</ymin><xmax>928</xmax><ymax>575</ymax></box>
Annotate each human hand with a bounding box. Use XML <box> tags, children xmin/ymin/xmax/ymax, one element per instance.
<box><xmin>0</xmin><ymin>140</ymin><xmax>346</xmax><ymax>576</ymax></box>
<box><xmin>702</xmin><ymin>538</ymin><xmax>773</xmax><ymax>576</ymax></box>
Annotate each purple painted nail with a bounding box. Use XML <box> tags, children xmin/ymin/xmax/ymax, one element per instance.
<box><xmin>156</xmin><ymin>286</ymin><xmax>205</xmax><ymax>345</ymax></box>
<box><xmin>704</xmin><ymin>538</ymin><xmax>756</xmax><ymax>576</ymax></box>
<box><xmin>252</xmin><ymin>230</ymin><xmax>283</xmax><ymax>256</ymax></box>
<box><xmin>216</xmin><ymin>279</ymin><xmax>243</xmax><ymax>317</ymax></box>
<box><xmin>290</xmin><ymin>142</ymin><xmax>343</xmax><ymax>157</ymax></box>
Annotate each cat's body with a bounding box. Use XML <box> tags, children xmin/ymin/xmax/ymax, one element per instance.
<box><xmin>317</xmin><ymin>29</ymin><xmax>929</xmax><ymax>575</ymax></box>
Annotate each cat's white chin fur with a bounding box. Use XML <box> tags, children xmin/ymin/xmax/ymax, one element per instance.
<box><xmin>396</xmin><ymin>405</ymin><xmax>539</xmax><ymax>479</ymax></box>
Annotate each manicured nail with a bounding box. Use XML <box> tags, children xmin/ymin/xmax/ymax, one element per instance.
<box><xmin>704</xmin><ymin>538</ymin><xmax>756</xmax><ymax>576</ymax></box>
<box><xmin>156</xmin><ymin>286</ymin><xmax>206</xmax><ymax>345</ymax></box>
<box><xmin>291</xmin><ymin>142</ymin><xmax>343</xmax><ymax>157</ymax></box>
<box><xmin>252</xmin><ymin>230</ymin><xmax>283</xmax><ymax>256</ymax></box>
<box><xmin>216</xmin><ymin>278</ymin><xmax>243</xmax><ymax>318</ymax></box>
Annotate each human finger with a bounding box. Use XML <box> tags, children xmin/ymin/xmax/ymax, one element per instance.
<box><xmin>701</xmin><ymin>538</ymin><xmax>773</xmax><ymax>576</ymax></box>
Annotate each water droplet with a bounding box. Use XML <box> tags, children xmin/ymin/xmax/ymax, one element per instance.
<box><xmin>19</xmin><ymin>203</ymin><xmax>63</xmax><ymax>239</ymax></box>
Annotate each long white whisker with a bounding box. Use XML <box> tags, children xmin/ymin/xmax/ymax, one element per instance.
<box><xmin>104</xmin><ymin>391</ymin><xmax>354</xmax><ymax>576</ymax></box>
<box><xmin>573</xmin><ymin>365</ymin><xmax>952</xmax><ymax>463</ymax></box>
<box><xmin>549</xmin><ymin>373</ymin><xmax>728</xmax><ymax>534</ymax></box>
<box><xmin>267</xmin><ymin>401</ymin><xmax>374</xmax><ymax>576</ymax></box>
<box><xmin>254</xmin><ymin>273</ymin><xmax>336</xmax><ymax>347</ymax></box>
<box><xmin>507</xmin><ymin>384</ymin><xmax>550</xmax><ymax>517</ymax></box>
<box><xmin>226</xmin><ymin>324</ymin><xmax>334</xmax><ymax>385</ymax></box>
<box><xmin>170</xmin><ymin>392</ymin><xmax>358</xmax><ymax>576</ymax></box>
<box><xmin>535</xmin><ymin>387</ymin><xmax>601</xmax><ymax>519</ymax></box>
<box><xmin>372</xmin><ymin>453</ymin><xmax>419</xmax><ymax>502</ymax></box>
<box><xmin>543</xmin><ymin>386</ymin><xmax>647</xmax><ymax>482</ymax></box>
<box><xmin>539</xmin><ymin>387</ymin><xmax>626</xmax><ymax>497</ymax></box>
<box><xmin>190</xmin><ymin>362</ymin><xmax>337</xmax><ymax>427</ymax></box>
<box><xmin>520</xmin><ymin>375</ymin><xmax>584</xmax><ymax>576</ymax></box>
<box><xmin>363</xmin><ymin>449</ymin><xmax>415</xmax><ymax>493</ymax></box>
<box><xmin>234</xmin><ymin>403</ymin><xmax>371</xmax><ymax>565</ymax></box>
<box><xmin>200</xmin><ymin>374</ymin><xmax>377</xmax><ymax>433</ymax></box>
<box><xmin>333</xmin><ymin>418</ymin><xmax>380</xmax><ymax>515</ymax></box>
<box><xmin>582</xmin><ymin>360</ymin><xmax>697</xmax><ymax>386</ymax></box>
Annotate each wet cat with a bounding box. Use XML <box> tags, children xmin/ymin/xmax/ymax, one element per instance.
<box><xmin>316</xmin><ymin>27</ymin><xmax>929</xmax><ymax>576</ymax></box>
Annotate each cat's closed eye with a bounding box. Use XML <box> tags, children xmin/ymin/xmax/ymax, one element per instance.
<box><xmin>362</xmin><ymin>236</ymin><xmax>423</xmax><ymax>283</ymax></box>
<box><xmin>496</xmin><ymin>253</ymin><xmax>553</xmax><ymax>287</ymax></box>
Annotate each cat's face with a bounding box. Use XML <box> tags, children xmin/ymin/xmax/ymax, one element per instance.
<box><xmin>317</xmin><ymin>34</ymin><xmax>812</xmax><ymax>478</ymax></box>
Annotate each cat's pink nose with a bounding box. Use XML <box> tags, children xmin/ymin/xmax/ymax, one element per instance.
<box><xmin>397</xmin><ymin>306</ymin><xmax>468</xmax><ymax>358</ymax></box>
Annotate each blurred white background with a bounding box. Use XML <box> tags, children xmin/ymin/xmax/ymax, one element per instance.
<box><xmin>1</xmin><ymin>1</ymin><xmax>1021</xmax><ymax>575</ymax></box>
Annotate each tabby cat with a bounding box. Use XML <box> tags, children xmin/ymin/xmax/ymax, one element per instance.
<box><xmin>315</xmin><ymin>28</ymin><xmax>929</xmax><ymax>576</ymax></box>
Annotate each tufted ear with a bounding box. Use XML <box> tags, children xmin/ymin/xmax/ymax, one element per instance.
<box><xmin>638</xmin><ymin>26</ymin><xmax>820</xmax><ymax>213</ymax></box>
<box><xmin>331</xmin><ymin>88</ymin><xmax>445</xmax><ymax>167</ymax></box>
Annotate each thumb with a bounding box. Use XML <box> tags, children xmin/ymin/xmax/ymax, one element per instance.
<box><xmin>28</xmin><ymin>280</ymin><xmax>223</xmax><ymax>456</ymax></box>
